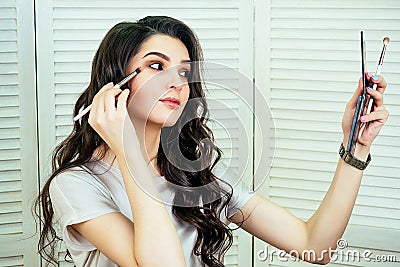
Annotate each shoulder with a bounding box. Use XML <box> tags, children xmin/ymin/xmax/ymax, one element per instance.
<box><xmin>213</xmin><ymin>161</ymin><xmax>253</xmax><ymax>195</ymax></box>
<box><xmin>49</xmin><ymin>163</ymin><xmax>119</xmax><ymax>210</ymax></box>
<box><xmin>213</xmin><ymin>162</ymin><xmax>255</xmax><ymax>218</ymax></box>
<box><xmin>50</xmin><ymin>160</ymin><xmax>121</xmax><ymax>195</ymax></box>
<box><xmin>49</xmin><ymin>164</ymin><xmax>121</xmax><ymax>225</ymax></box>
<box><xmin>50</xmin><ymin>166</ymin><xmax>103</xmax><ymax>195</ymax></box>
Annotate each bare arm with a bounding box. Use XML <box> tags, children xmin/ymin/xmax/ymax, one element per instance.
<box><xmin>72</xmin><ymin>83</ymin><xmax>185</xmax><ymax>266</ymax></box>
<box><xmin>72</xmin><ymin>213</ymin><xmax>138</xmax><ymax>267</ymax></box>
<box><xmin>231</xmin><ymin>158</ymin><xmax>364</xmax><ymax>264</ymax></box>
<box><xmin>231</xmin><ymin>75</ymin><xmax>389</xmax><ymax>264</ymax></box>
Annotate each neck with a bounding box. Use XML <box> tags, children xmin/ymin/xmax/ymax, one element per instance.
<box><xmin>135</xmin><ymin>120</ymin><xmax>162</xmax><ymax>168</ymax></box>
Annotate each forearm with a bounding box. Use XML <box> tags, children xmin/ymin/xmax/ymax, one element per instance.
<box><xmin>117</xmin><ymin>153</ymin><xmax>186</xmax><ymax>267</ymax></box>
<box><xmin>306</xmin><ymin>142</ymin><xmax>370</xmax><ymax>253</ymax></box>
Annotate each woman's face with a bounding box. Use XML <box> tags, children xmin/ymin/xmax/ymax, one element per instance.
<box><xmin>126</xmin><ymin>34</ymin><xmax>191</xmax><ymax>128</ymax></box>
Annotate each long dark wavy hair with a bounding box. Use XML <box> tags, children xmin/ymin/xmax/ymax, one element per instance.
<box><xmin>35</xmin><ymin>16</ymin><xmax>235</xmax><ymax>266</ymax></box>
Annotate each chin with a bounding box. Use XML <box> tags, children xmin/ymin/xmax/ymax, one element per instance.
<box><xmin>142</xmin><ymin>111</ymin><xmax>181</xmax><ymax>128</ymax></box>
<box><xmin>160</xmin><ymin>115</ymin><xmax>181</xmax><ymax>128</ymax></box>
<box><xmin>154</xmin><ymin>105</ymin><xmax>185</xmax><ymax>127</ymax></box>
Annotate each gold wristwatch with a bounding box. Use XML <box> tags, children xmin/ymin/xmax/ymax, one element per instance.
<box><xmin>339</xmin><ymin>143</ymin><xmax>371</xmax><ymax>170</ymax></box>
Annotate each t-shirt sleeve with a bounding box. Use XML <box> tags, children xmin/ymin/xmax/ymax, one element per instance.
<box><xmin>49</xmin><ymin>168</ymin><xmax>120</xmax><ymax>251</ymax></box>
<box><xmin>226</xmin><ymin>179</ymin><xmax>255</xmax><ymax>219</ymax></box>
<box><xmin>214</xmin><ymin>162</ymin><xmax>255</xmax><ymax>219</ymax></box>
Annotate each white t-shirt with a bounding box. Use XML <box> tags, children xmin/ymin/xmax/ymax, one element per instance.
<box><xmin>49</xmin><ymin>159</ymin><xmax>254</xmax><ymax>267</ymax></box>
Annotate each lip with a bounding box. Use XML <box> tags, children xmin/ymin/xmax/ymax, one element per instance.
<box><xmin>159</xmin><ymin>97</ymin><xmax>181</xmax><ymax>108</ymax></box>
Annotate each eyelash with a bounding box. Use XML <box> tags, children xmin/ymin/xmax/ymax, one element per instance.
<box><xmin>148</xmin><ymin>62</ymin><xmax>191</xmax><ymax>78</ymax></box>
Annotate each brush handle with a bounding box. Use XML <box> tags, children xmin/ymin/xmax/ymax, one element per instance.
<box><xmin>366</xmin><ymin>65</ymin><xmax>382</xmax><ymax>114</ymax></box>
<box><xmin>72</xmin><ymin>67</ymin><xmax>141</xmax><ymax>122</ymax></box>
<box><xmin>73</xmin><ymin>104</ymin><xmax>92</xmax><ymax>121</ymax></box>
<box><xmin>73</xmin><ymin>84</ymin><xmax>122</xmax><ymax>121</ymax></box>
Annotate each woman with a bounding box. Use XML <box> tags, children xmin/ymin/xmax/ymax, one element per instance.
<box><xmin>36</xmin><ymin>16</ymin><xmax>389</xmax><ymax>267</ymax></box>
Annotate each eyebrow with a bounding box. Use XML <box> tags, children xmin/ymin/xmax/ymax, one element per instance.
<box><xmin>142</xmin><ymin>51</ymin><xmax>191</xmax><ymax>64</ymax></box>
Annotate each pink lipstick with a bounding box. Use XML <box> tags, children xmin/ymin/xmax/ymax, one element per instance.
<box><xmin>160</xmin><ymin>97</ymin><xmax>181</xmax><ymax>109</ymax></box>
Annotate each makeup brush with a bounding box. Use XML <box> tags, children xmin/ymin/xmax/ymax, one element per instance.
<box><xmin>73</xmin><ymin>67</ymin><xmax>142</xmax><ymax>121</ymax></box>
<box><xmin>366</xmin><ymin>37</ymin><xmax>390</xmax><ymax>114</ymax></box>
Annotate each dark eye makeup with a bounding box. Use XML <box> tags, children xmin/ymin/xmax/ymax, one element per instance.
<box><xmin>148</xmin><ymin>61</ymin><xmax>191</xmax><ymax>78</ymax></box>
<box><xmin>149</xmin><ymin>62</ymin><xmax>163</xmax><ymax>71</ymax></box>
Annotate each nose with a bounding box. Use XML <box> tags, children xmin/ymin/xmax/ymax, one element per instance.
<box><xmin>166</xmin><ymin>69</ymin><xmax>183</xmax><ymax>91</ymax></box>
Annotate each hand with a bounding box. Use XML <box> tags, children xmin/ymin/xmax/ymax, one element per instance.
<box><xmin>342</xmin><ymin>74</ymin><xmax>389</xmax><ymax>155</ymax></box>
<box><xmin>88</xmin><ymin>82</ymin><xmax>138</xmax><ymax>157</ymax></box>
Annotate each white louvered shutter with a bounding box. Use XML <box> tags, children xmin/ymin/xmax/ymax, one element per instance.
<box><xmin>0</xmin><ymin>0</ymin><xmax>39</xmax><ymax>266</ymax></box>
<box><xmin>36</xmin><ymin>1</ymin><xmax>253</xmax><ymax>266</ymax></box>
<box><xmin>254</xmin><ymin>1</ymin><xmax>400</xmax><ymax>266</ymax></box>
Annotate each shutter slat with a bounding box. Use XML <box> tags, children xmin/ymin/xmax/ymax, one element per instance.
<box><xmin>0</xmin><ymin>96</ymin><xmax>18</xmax><ymax>107</ymax></box>
<box><xmin>53</xmin><ymin>0</ymin><xmax>239</xmax><ymax>8</ymax></box>
<box><xmin>0</xmin><ymin>107</ymin><xmax>19</xmax><ymax>117</ymax></box>
<box><xmin>0</xmin><ymin>255</ymin><xmax>24</xmax><ymax>266</ymax></box>
<box><xmin>0</xmin><ymin>191</ymin><xmax>20</xmax><ymax>204</ymax></box>
<box><xmin>0</xmin><ymin>222</ymin><xmax>22</xmax><ymax>235</ymax></box>
<box><xmin>0</xmin><ymin>117</ymin><xmax>19</xmax><ymax>129</ymax></box>
<box><xmin>0</xmin><ymin>42</ymin><xmax>17</xmax><ymax>53</ymax></box>
<box><xmin>271</xmin><ymin>18</ymin><xmax>400</xmax><ymax>30</ymax></box>
<box><xmin>0</xmin><ymin>202</ymin><xmax>21</xmax><ymax>213</ymax></box>
<box><xmin>271</xmin><ymin>8</ymin><xmax>400</xmax><ymax>19</ymax></box>
<box><xmin>0</xmin><ymin>170</ymin><xmax>20</xmax><ymax>182</ymax></box>
<box><xmin>53</xmin><ymin>8</ymin><xmax>238</xmax><ymax>19</ymax></box>
<box><xmin>271</xmin><ymin>0</ymin><xmax>400</xmax><ymax>8</ymax></box>
<box><xmin>0</xmin><ymin>160</ymin><xmax>20</xmax><ymax>171</ymax></box>
<box><xmin>0</xmin><ymin>31</ymin><xmax>17</xmax><ymax>42</ymax></box>
<box><xmin>0</xmin><ymin>149</ymin><xmax>19</xmax><ymax>161</ymax></box>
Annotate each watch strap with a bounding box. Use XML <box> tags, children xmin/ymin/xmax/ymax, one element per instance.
<box><xmin>339</xmin><ymin>143</ymin><xmax>371</xmax><ymax>170</ymax></box>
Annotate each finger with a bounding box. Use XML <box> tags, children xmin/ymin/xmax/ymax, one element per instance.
<box><xmin>366</xmin><ymin>87</ymin><xmax>384</xmax><ymax>107</ymax></box>
<box><xmin>369</xmin><ymin>75</ymin><xmax>387</xmax><ymax>93</ymax></box>
<box><xmin>93</xmin><ymin>82</ymin><xmax>115</xmax><ymax>113</ymax></box>
<box><xmin>88</xmin><ymin>90</ymin><xmax>105</xmax><ymax>125</ymax></box>
<box><xmin>360</xmin><ymin>109</ymin><xmax>389</xmax><ymax>123</ymax></box>
<box><xmin>95</xmin><ymin>84</ymin><xmax>114</xmax><ymax>111</ymax></box>
<box><xmin>88</xmin><ymin>83</ymin><xmax>114</xmax><ymax>127</ymax></box>
<box><xmin>104</xmin><ymin>88</ymin><xmax>123</xmax><ymax>111</ymax></box>
<box><xmin>117</xmin><ymin>89</ymin><xmax>130</xmax><ymax>111</ymax></box>
<box><xmin>347</xmin><ymin>77</ymin><xmax>364</xmax><ymax>108</ymax></box>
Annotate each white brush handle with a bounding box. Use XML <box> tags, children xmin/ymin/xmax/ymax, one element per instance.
<box><xmin>366</xmin><ymin>64</ymin><xmax>382</xmax><ymax>114</ymax></box>
<box><xmin>73</xmin><ymin>84</ymin><xmax>122</xmax><ymax>121</ymax></box>
<box><xmin>73</xmin><ymin>105</ymin><xmax>92</xmax><ymax>121</ymax></box>
<box><xmin>72</xmin><ymin>67</ymin><xmax>141</xmax><ymax>122</ymax></box>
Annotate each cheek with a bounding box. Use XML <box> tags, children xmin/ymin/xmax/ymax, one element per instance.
<box><xmin>127</xmin><ymin>77</ymin><xmax>158</xmax><ymax>107</ymax></box>
<box><xmin>126</xmin><ymin>80</ymin><xmax>166</xmax><ymax>121</ymax></box>
<box><xmin>127</xmin><ymin>91</ymin><xmax>159</xmax><ymax>120</ymax></box>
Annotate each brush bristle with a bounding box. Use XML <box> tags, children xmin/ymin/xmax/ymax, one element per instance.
<box><xmin>383</xmin><ymin>37</ymin><xmax>390</xmax><ymax>45</ymax></box>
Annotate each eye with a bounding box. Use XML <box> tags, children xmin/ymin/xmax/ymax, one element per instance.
<box><xmin>179</xmin><ymin>69</ymin><xmax>191</xmax><ymax>78</ymax></box>
<box><xmin>149</xmin><ymin>62</ymin><xmax>163</xmax><ymax>70</ymax></box>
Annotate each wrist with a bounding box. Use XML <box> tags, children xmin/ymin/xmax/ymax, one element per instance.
<box><xmin>342</xmin><ymin>139</ymin><xmax>370</xmax><ymax>161</ymax></box>
<box><xmin>353</xmin><ymin>144</ymin><xmax>370</xmax><ymax>161</ymax></box>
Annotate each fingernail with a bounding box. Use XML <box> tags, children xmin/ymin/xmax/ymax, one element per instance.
<box><xmin>366</xmin><ymin>72</ymin><xmax>372</xmax><ymax>79</ymax></box>
<box><xmin>367</xmin><ymin>87</ymin><xmax>374</xmax><ymax>92</ymax></box>
<box><xmin>361</xmin><ymin>116</ymin><xmax>367</xmax><ymax>122</ymax></box>
<box><xmin>107</xmin><ymin>82</ymin><xmax>114</xmax><ymax>86</ymax></box>
<box><xmin>372</xmin><ymin>75</ymin><xmax>379</xmax><ymax>81</ymax></box>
